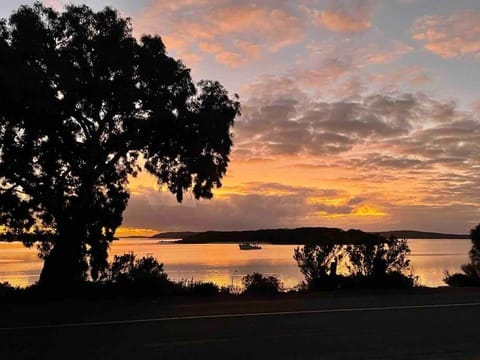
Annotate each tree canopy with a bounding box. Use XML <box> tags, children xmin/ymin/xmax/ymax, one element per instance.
<box><xmin>0</xmin><ymin>3</ymin><xmax>240</xmax><ymax>286</ymax></box>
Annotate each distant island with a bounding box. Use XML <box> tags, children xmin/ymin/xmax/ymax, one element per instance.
<box><xmin>151</xmin><ymin>231</ymin><xmax>201</xmax><ymax>239</ymax></box>
<box><xmin>155</xmin><ymin>227</ymin><xmax>386</xmax><ymax>245</ymax></box>
<box><xmin>150</xmin><ymin>227</ymin><xmax>469</xmax><ymax>244</ymax></box>
<box><xmin>178</xmin><ymin>227</ymin><xmax>385</xmax><ymax>245</ymax></box>
<box><xmin>0</xmin><ymin>228</ymin><xmax>469</xmax><ymax>243</ymax></box>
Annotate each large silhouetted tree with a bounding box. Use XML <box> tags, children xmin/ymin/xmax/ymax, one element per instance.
<box><xmin>0</xmin><ymin>3</ymin><xmax>240</xmax><ymax>287</ymax></box>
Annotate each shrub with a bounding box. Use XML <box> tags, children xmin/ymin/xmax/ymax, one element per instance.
<box><xmin>0</xmin><ymin>282</ymin><xmax>16</xmax><ymax>298</ymax></box>
<box><xmin>346</xmin><ymin>271</ymin><xmax>417</xmax><ymax>289</ymax></box>
<box><xmin>346</xmin><ymin>236</ymin><xmax>410</xmax><ymax>278</ymax></box>
<box><xmin>444</xmin><ymin>224</ymin><xmax>480</xmax><ymax>287</ymax></box>
<box><xmin>242</xmin><ymin>272</ymin><xmax>282</xmax><ymax>295</ymax></box>
<box><xmin>293</xmin><ymin>243</ymin><xmax>342</xmax><ymax>290</ymax></box>
<box><xmin>175</xmin><ymin>280</ymin><xmax>220</xmax><ymax>296</ymax></box>
<box><xmin>107</xmin><ymin>253</ymin><xmax>172</xmax><ymax>296</ymax></box>
<box><xmin>109</xmin><ymin>253</ymin><xmax>167</xmax><ymax>283</ymax></box>
<box><xmin>345</xmin><ymin>236</ymin><xmax>414</xmax><ymax>288</ymax></box>
<box><xmin>294</xmin><ymin>236</ymin><xmax>415</xmax><ymax>291</ymax></box>
<box><xmin>444</xmin><ymin>272</ymin><xmax>479</xmax><ymax>287</ymax></box>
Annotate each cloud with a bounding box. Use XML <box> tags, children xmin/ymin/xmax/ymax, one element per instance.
<box><xmin>412</xmin><ymin>11</ymin><xmax>480</xmax><ymax>58</ymax></box>
<box><xmin>347</xmin><ymin>154</ymin><xmax>427</xmax><ymax>170</ymax></box>
<box><xmin>230</xmin><ymin>70</ymin><xmax>480</xmax><ymax>232</ymax></box>
<box><xmin>215</xmin><ymin>51</ymin><xmax>245</xmax><ymax>68</ymax></box>
<box><xmin>42</xmin><ymin>0</ymin><xmax>67</xmax><ymax>9</ymax></box>
<box><xmin>235</xmin><ymin>71</ymin><xmax>466</xmax><ymax>159</ymax></box>
<box><xmin>306</xmin><ymin>34</ymin><xmax>412</xmax><ymax>68</ymax></box>
<box><xmin>378</xmin><ymin>204</ymin><xmax>480</xmax><ymax>233</ymax></box>
<box><xmin>314</xmin><ymin>0</ymin><xmax>377</xmax><ymax>33</ymax></box>
<box><xmin>233</xmin><ymin>40</ymin><xmax>262</xmax><ymax>60</ymax></box>
<box><xmin>294</xmin><ymin>34</ymin><xmax>413</xmax><ymax>98</ymax></box>
<box><xmin>122</xmin><ymin>183</ymin><xmax>381</xmax><ymax>231</ymax></box>
<box><xmin>198</xmin><ymin>41</ymin><xmax>225</xmax><ymax>54</ymax></box>
<box><xmin>396</xmin><ymin>118</ymin><xmax>480</xmax><ymax>164</ymax></box>
<box><xmin>198</xmin><ymin>40</ymin><xmax>261</xmax><ymax>68</ymax></box>
<box><xmin>370</xmin><ymin>66</ymin><xmax>431</xmax><ymax>88</ymax></box>
<box><xmin>122</xmin><ymin>116</ymin><xmax>480</xmax><ymax>233</ymax></box>
<box><xmin>134</xmin><ymin>1</ymin><xmax>305</xmax><ymax>67</ymax></box>
<box><xmin>115</xmin><ymin>0</ymin><xmax>480</xmax><ymax>234</ymax></box>
<box><xmin>122</xmin><ymin>176</ymin><xmax>480</xmax><ymax>233</ymax></box>
<box><xmin>133</xmin><ymin>0</ymin><xmax>408</xmax><ymax>72</ymax></box>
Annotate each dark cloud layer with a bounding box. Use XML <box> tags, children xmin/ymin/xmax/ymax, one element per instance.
<box><xmin>123</xmin><ymin>183</ymin><xmax>367</xmax><ymax>231</ymax></box>
<box><xmin>236</xmin><ymin>75</ymin><xmax>480</xmax><ymax>167</ymax></box>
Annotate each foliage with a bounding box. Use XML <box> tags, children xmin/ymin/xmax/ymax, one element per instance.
<box><xmin>0</xmin><ymin>2</ymin><xmax>240</xmax><ymax>287</ymax></box>
<box><xmin>346</xmin><ymin>236</ymin><xmax>411</xmax><ymax>278</ymax></box>
<box><xmin>344</xmin><ymin>236</ymin><xmax>415</xmax><ymax>288</ymax></box>
<box><xmin>344</xmin><ymin>271</ymin><xmax>417</xmax><ymax>289</ymax></box>
<box><xmin>105</xmin><ymin>253</ymin><xmax>172</xmax><ymax>296</ymax></box>
<box><xmin>444</xmin><ymin>224</ymin><xmax>480</xmax><ymax>286</ymax></box>
<box><xmin>466</xmin><ymin>224</ymin><xmax>480</xmax><ymax>279</ymax></box>
<box><xmin>109</xmin><ymin>253</ymin><xmax>167</xmax><ymax>283</ymax></box>
<box><xmin>107</xmin><ymin>253</ymin><xmax>223</xmax><ymax>297</ymax></box>
<box><xmin>174</xmin><ymin>279</ymin><xmax>220</xmax><ymax>296</ymax></box>
<box><xmin>242</xmin><ymin>272</ymin><xmax>282</xmax><ymax>295</ymax></box>
<box><xmin>293</xmin><ymin>243</ymin><xmax>342</xmax><ymax>290</ymax></box>
<box><xmin>0</xmin><ymin>282</ymin><xmax>16</xmax><ymax>298</ymax></box>
<box><xmin>444</xmin><ymin>272</ymin><xmax>479</xmax><ymax>287</ymax></box>
<box><xmin>294</xmin><ymin>236</ymin><xmax>415</xmax><ymax>290</ymax></box>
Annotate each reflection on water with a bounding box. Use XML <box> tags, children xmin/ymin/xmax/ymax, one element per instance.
<box><xmin>408</xmin><ymin>239</ymin><xmax>471</xmax><ymax>287</ymax></box>
<box><xmin>0</xmin><ymin>242</ymin><xmax>42</xmax><ymax>287</ymax></box>
<box><xmin>0</xmin><ymin>238</ymin><xmax>472</xmax><ymax>288</ymax></box>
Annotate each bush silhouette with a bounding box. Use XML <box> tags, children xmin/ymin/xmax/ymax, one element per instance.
<box><xmin>242</xmin><ymin>272</ymin><xmax>282</xmax><ymax>295</ymax></box>
<box><xmin>293</xmin><ymin>243</ymin><xmax>342</xmax><ymax>290</ymax></box>
<box><xmin>109</xmin><ymin>253</ymin><xmax>167</xmax><ymax>283</ymax></box>
<box><xmin>174</xmin><ymin>280</ymin><xmax>220</xmax><ymax>296</ymax></box>
<box><xmin>0</xmin><ymin>282</ymin><xmax>16</xmax><ymax>298</ymax></box>
<box><xmin>106</xmin><ymin>253</ymin><xmax>173</xmax><ymax>296</ymax></box>
<box><xmin>444</xmin><ymin>224</ymin><xmax>480</xmax><ymax>286</ymax></box>
<box><xmin>346</xmin><ymin>236</ymin><xmax>410</xmax><ymax>278</ymax></box>
<box><xmin>294</xmin><ymin>235</ymin><xmax>415</xmax><ymax>290</ymax></box>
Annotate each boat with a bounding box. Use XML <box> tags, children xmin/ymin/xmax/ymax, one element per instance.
<box><xmin>239</xmin><ymin>242</ymin><xmax>262</xmax><ymax>250</ymax></box>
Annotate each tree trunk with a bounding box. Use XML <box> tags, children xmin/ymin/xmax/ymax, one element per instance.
<box><xmin>38</xmin><ymin>229</ymin><xmax>87</xmax><ymax>289</ymax></box>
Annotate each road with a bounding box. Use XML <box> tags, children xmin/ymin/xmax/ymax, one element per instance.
<box><xmin>1</xmin><ymin>289</ymin><xmax>480</xmax><ymax>359</ymax></box>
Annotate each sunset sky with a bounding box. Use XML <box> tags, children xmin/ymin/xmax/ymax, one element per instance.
<box><xmin>2</xmin><ymin>0</ymin><xmax>479</xmax><ymax>235</ymax></box>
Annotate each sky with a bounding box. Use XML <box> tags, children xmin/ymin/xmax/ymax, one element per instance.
<box><xmin>1</xmin><ymin>0</ymin><xmax>479</xmax><ymax>235</ymax></box>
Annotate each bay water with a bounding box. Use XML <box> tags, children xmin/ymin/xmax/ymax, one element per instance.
<box><xmin>0</xmin><ymin>238</ymin><xmax>471</xmax><ymax>289</ymax></box>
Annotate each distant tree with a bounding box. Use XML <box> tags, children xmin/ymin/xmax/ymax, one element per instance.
<box><xmin>293</xmin><ymin>243</ymin><xmax>342</xmax><ymax>290</ymax></box>
<box><xmin>242</xmin><ymin>272</ymin><xmax>282</xmax><ymax>295</ymax></box>
<box><xmin>346</xmin><ymin>236</ymin><xmax>411</xmax><ymax>279</ymax></box>
<box><xmin>444</xmin><ymin>224</ymin><xmax>480</xmax><ymax>286</ymax></box>
<box><xmin>0</xmin><ymin>3</ymin><xmax>240</xmax><ymax>287</ymax></box>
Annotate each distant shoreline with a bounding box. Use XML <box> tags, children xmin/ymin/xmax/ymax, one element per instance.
<box><xmin>1</xmin><ymin>228</ymin><xmax>470</xmax><ymax>243</ymax></box>
<box><xmin>149</xmin><ymin>227</ymin><xmax>470</xmax><ymax>244</ymax></box>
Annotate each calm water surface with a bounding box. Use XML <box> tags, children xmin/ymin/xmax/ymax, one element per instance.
<box><xmin>0</xmin><ymin>238</ymin><xmax>472</xmax><ymax>288</ymax></box>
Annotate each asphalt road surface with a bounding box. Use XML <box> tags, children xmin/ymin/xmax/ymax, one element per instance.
<box><xmin>1</xmin><ymin>290</ymin><xmax>480</xmax><ymax>359</ymax></box>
